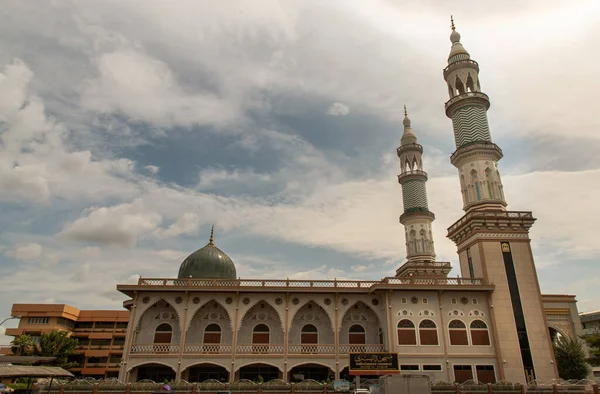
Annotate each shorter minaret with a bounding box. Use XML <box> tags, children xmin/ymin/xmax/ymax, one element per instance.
<box><xmin>395</xmin><ymin>107</ymin><xmax>450</xmax><ymax>277</ymax></box>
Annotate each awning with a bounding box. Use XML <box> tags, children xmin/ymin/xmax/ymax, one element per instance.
<box><xmin>0</xmin><ymin>366</ymin><xmax>74</xmax><ymax>378</ymax></box>
<box><xmin>0</xmin><ymin>356</ymin><xmax>56</xmax><ymax>365</ymax></box>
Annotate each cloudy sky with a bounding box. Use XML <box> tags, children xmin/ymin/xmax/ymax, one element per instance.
<box><xmin>1</xmin><ymin>0</ymin><xmax>599</xmax><ymax>344</ymax></box>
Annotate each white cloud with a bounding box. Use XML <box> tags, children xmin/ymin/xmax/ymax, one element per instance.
<box><xmin>144</xmin><ymin>165</ymin><xmax>159</xmax><ymax>175</ymax></box>
<box><xmin>5</xmin><ymin>243</ymin><xmax>43</xmax><ymax>261</ymax></box>
<box><xmin>60</xmin><ymin>203</ymin><xmax>162</xmax><ymax>247</ymax></box>
<box><xmin>326</xmin><ymin>102</ymin><xmax>350</xmax><ymax>116</ymax></box>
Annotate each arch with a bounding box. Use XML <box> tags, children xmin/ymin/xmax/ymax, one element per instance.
<box><xmin>466</xmin><ymin>73</ymin><xmax>475</xmax><ymax>93</ymax></box>
<box><xmin>183</xmin><ymin>361</ymin><xmax>231</xmax><ymax>372</ymax></box>
<box><xmin>339</xmin><ymin>301</ymin><xmax>385</xmax><ymax>345</ymax></box>
<box><xmin>134</xmin><ymin>298</ymin><xmax>182</xmax><ymax>333</ymax></box>
<box><xmin>153</xmin><ymin>323</ymin><xmax>173</xmax><ymax>344</ymax></box>
<box><xmin>239</xmin><ymin>300</ymin><xmax>284</xmax><ymax>349</ymax></box>
<box><xmin>455</xmin><ymin>75</ymin><xmax>465</xmax><ymax>95</ymax></box>
<box><xmin>203</xmin><ymin>323</ymin><xmax>222</xmax><ymax>344</ymax></box>
<box><xmin>448</xmin><ymin>319</ymin><xmax>468</xmax><ymax>346</ymax></box>
<box><xmin>238</xmin><ymin>363</ymin><xmax>282</xmax><ymax>381</ymax></box>
<box><xmin>127</xmin><ymin>360</ymin><xmax>176</xmax><ymax>374</ymax></box>
<box><xmin>238</xmin><ymin>299</ymin><xmax>284</xmax><ymax>332</ymax></box>
<box><xmin>235</xmin><ymin>360</ymin><xmax>284</xmax><ymax>372</ymax></box>
<box><xmin>397</xmin><ymin>319</ymin><xmax>416</xmax><ymax>345</ymax></box>
<box><xmin>448</xmin><ymin>83</ymin><xmax>454</xmax><ymax>98</ymax></box>
<box><xmin>470</xmin><ymin>320</ymin><xmax>491</xmax><ymax>346</ymax></box>
<box><xmin>288</xmin><ymin>300</ymin><xmax>334</xmax><ymax>334</ymax></box>
<box><xmin>187</xmin><ymin>299</ymin><xmax>233</xmax><ymax>331</ymax></box>
<box><xmin>404</xmin><ymin>159</ymin><xmax>411</xmax><ymax>173</ymax></box>
<box><xmin>412</xmin><ymin>156</ymin><xmax>419</xmax><ymax>171</ymax></box>
<box><xmin>185</xmin><ymin>362</ymin><xmax>230</xmax><ymax>383</ymax></box>
<box><xmin>418</xmin><ymin>319</ymin><xmax>438</xmax><ymax>346</ymax></box>
<box><xmin>288</xmin><ymin>362</ymin><xmax>333</xmax><ymax>382</ymax></box>
<box><xmin>348</xmin><ymin>324</ymin><xmax>366</xmax><ymax>344</ymax></box>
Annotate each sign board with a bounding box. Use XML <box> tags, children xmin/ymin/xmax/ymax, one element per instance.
<box><xmin>348</xmin><ymin>353</ymin><xmax>400</xmax><ymax>375</ymax></box>
<box><xmin>333</xmin><ymin>380</ymin><xmax>351</xmax><ymax>392</ymax></box>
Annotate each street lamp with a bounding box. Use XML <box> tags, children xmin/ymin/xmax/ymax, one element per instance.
<box><xmin>0</xmin><ymin>315</ymin><xmax>22</xmax><ymax>326</ymax></box>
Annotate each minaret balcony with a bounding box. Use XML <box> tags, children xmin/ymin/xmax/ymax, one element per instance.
<box><xmin>443</xmin><ymin>59</ymin><xmax>479</xmax><ymax>79</ymax></box>
<box><xmin>398</xmin><ymin>170</ymin><xmax>428</xmax><ymax>183</ymax></box>
<box><xmin>397</xmin><ymin>143</ymin><xmax>423</xmax><ymax>156</ymax></box>
<box><xmin>450</xmin><ymin>141</ymin><xmax>503</xmax><ymax>167</ymax></box>
<box><xmin>445</xmin><ymin>91</ymin><xmax>490</xmax><ymax>117</ymax></box>
<box><xmin>400</xmin><ymin>209</ymin><xmax>435</xmax><ymax>224</ymax></box>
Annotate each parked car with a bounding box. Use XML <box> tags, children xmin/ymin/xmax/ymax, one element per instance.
<box><xmin>0</xmin><ymin>384</ymin><xmax>15</xmax><ymax>394</ymax></box>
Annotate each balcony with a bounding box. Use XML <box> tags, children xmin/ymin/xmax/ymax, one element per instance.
<box><xmin>288</xmin><ymin>344</ymin><xmax>335</xmax><ymax>354</ymax></box>
<box><xmin>130</xmin><ymin>344</ymin><xmax>180</xmax><ymax>354</ymax></box>
<box><xmin>236</xmin><ymin>344</ymin><xmax>284</xmax><ymax>354</ymax></box>
<box><xmin>183</xmin><ymin>344</ymin><xmax>232</xmax><ymax>354</ymax></box>
<box><xmin>339</xmin><ymin>344</ymin><xmax>386</xmax><ymax>353</ymax></box>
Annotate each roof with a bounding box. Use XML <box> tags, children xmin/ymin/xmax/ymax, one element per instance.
<box><xmin>0</xmin><ymin>356</ymin><xmax>56</xmax><ymax>365</ymax></box>
<box><xmin>0</xmin><ymin>366</ymin><xmax>73</xmax><ymax>378</ymax></box>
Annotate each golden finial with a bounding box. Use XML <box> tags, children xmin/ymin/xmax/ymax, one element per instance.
<box><xmin>404</xmin><ymin>104</ymin><xmax>408</xmax><ymax>117</ymax></box>
<box><xmin>209</xmin><ymin>224</ymin><xmax>215</xmax><ymax>246</ymax></box>
<box><xmin>451</xmin><ymin>15</ymin><xmax>455</xmax><ymax>31</ymax></box>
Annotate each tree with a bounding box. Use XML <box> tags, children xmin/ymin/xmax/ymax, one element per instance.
<box><xmin>554</xmin><ymin>335</ymin><xmax>590</xmax><ymax>380</ymax></box>
<box><xmin>36</xmin><ymin>330</ymin><xmax>79</xmax><ymax>369</ymax></box>
<box><xmin>583</xmin><ymin>333</ymin><xmax>600</xmax><ymax>366</ymax></box>
<box><xmin>10</xmin><ymin>334</ymin><xmax>35</xmax><ymax>356</ymax></box>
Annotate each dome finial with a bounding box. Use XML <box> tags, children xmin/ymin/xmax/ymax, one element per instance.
<box><xmin>402</xmin><ymin>105</ymin><xmax>411</xmax><ymax>128</ymax></box>
<box><xmin>451</xmin><ymin>15</ymin><xmax>455</xmax><ymax>31</ymax></box>
<box><xmin>209</xmin><ymin>224</ymin><xmax>215</xmax><ymax>246</ymax></box>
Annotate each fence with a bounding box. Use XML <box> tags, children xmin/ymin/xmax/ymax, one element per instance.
<box><xmin>35</xmin><ymin>378</ymin><xmax>600</xmax><ymax>394</ymax></box>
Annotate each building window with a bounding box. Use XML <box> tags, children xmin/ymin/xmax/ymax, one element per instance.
<box><xmin>476</xmin><ymin>365</ymin><xmax>496</xmax><ymax>383</ymax></box>
<box><xmin>470</xmin><ymin>320</ymin><xmax>491</xmax><ymax>346</ymax></box>
<box><xmin>116</xmin><ymin>322</ymin><xmax>128</xmax><ymax>329</ymax></box>
<box><xmin>473</xmin><ymin>298</ymin><xmax>478</xmax><ymax>305</ymax></box>
<box><xmin>349</xmin><ymin>324</ymin><xmax>366</xmax><ymax>345</ymax></box>
<box><xmin>153</xmin><ymin>323</ymin><xmax>173</xmax><ymax>344</ymax></box>
<box><xmin>449</xmin><ymin>320</ymin><xmax>468</xmax><ymax>345</ymax></box>
<box><xmin>252</xmin><ymin>324</ymin><xmax>270</xmax><ymax>344</ymax></box>
<box><xmin>74</xmin><ymin>322</ymin><xmax>93</xmax><ymax>329</ymax></box>
<box><xmin>401</xmin><ymin>298</ymin><xmax>407</xmax><ymax>304</ymax></box>
<box><xmin>203</xmin><ymin>323</ymin><xmax>222</xmax><ymax>344</ymax></box>
<box><xmin>397</xmin><ymin>319</ymin><xmax>417</xmax><ymax>345</ymax></box>
<box><xmin>400</xmin><ymin>365</ymin><xmax>420</xmax><ymax>371</ymax></box>
<box><xmin>418</xmin><ymin>320</ymin><xmax>438</xmax><ymax>346</ymax></box>
<box><xmin>451</xmin><ymin>298</ymin><xmax>457</xmax><ymax>304</ymax></box>
<box><xmin>422</xmin><ymin>298</ymin><xmax>428</xmax><ymax>304</ymax></box>
<box><xmin>467</xmin><ymin>248</ymin><xmax>475</xmax><ymax>278</ymax></box>
<box><xmin>453</xmin><ymin>365</ymin><xmax>473</xmax><ymax>383</ymax></box>
<box><xmin>423</xmin><ymin>365</ymin><xmax>442</xmax><ymax>371</ymax></box>
<box><xmin>27</xmin><ymin>317</ymin><xmax>49</xmax><ymax>324</ymax></box>
<box><xmin>301</xmin><ymin>324</ymin><xmax>318</xmax><ymax>344</ymax></box>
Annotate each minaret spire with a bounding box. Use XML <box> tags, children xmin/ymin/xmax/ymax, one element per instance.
<box><xmin>443</xmin><ymin>20</ymin><xmax>506</xmax><ymax>212</ymax></box>
<box><xmin>450</xmin><ymin>15</ymin><xmax>455</xmax><ymax>30</ymax></box>
<box><xmin>208</xmin><ymin>224</ymin><xmax>215</xmax><ymax>246</ymax></box>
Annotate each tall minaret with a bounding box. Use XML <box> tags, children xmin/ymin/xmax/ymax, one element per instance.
<box><xmin>443</xmin><ymin>17</ymin><xmax>506</xmax><ymax>212</ymax></box>
<box><xmin>444</xmin><ymin>19</ymin><xmax>557</xmax><ymax>383</ymax></box>
<box><xmin>396</xmin><ymin>107</ymin><xmax>450</xmax><ymax>278</ymax></box>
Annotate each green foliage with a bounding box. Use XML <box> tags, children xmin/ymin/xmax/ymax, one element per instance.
<box><xmin>10</xmin><ymin>334</ymin><xmax>35</xmax><ymax>356</ymax></box>
<box><xmin>36</xmin><ymin>330</ymin><xmax>79</xmax><ymax>369</ymax></box>
<box><xmin>554</xmin><ymin>335</ymin><xmax>590</xmax><ymax>380</ymax></box>
<box><xmin>583</xmin><ymin>333</ymin><xmax>600</xmax><ymax>366</ymax></box>
<box><xmin>257</xmin><ymin>375</ymin><xmax>264</xmax><ymax>383</ymax></box>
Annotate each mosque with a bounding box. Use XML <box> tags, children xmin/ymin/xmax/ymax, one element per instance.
<box><xmin>113</xmin><ymin>22</ymin><xmax>584</xmax><ymax>385</ymax></box>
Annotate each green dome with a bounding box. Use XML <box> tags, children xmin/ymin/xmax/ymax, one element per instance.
<box><xmin>177</xmin><ymin>227</ymin><xmax>236</xmax><ymax>279</ymax></box>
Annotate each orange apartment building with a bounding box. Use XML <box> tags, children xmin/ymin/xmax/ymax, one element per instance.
<box><xmin>0</xmin><ymin>304</ymin><xmax>129</xmax><ymax>378</ymax></box>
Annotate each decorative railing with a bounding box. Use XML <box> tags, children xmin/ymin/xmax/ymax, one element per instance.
<box><xmin>236</xmin><ymin>344</ymin><xmax>284</xmax><ymax>354</ymax></box>
<box><xmin>288</xmin><ymin>344</ymin><xmax>335</xmax><ymax>354</ymax></box>
<box><xmin>133</xmin><ymin>277</ymin><xmax>487</xmax><ymax>288</ymax></box>
<box><xmin>445</xmin><ymin>91</ymin><xmax>490</xmax><ymax>109</ymax></box>
<box><xmin>339</xmin><ymin>344</ymin><xmax>386</xmax><ymax>353</ymax></box>
<box><xmin>129</xmin><ymin>344</ymin><xmax>179</xmax><ymax>354</ymax></box>
<box><xmin>397</xmin><ymin>143</ymin><xmax>423</xmax><ymax>154</ymax></box>
<box><xmin>443</xmin><ymin>59</ymin><xmax>480</xmax><ymax>78</ymax></box>
<box><xmin>183</xmin><ymin>344</ymin><xmax>232</xmax><ymax>354</ymax></box>
<box><xmin>398</xmin><ymin>170</ymin><xmax>428</xmax><ymax>181</ymax></box>
<box><xmin>448</xmin><ymin>210</ymin><xmax>534</xmax><ymax>234</ymax></box>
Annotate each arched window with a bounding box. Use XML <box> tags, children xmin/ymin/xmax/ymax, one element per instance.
<box><xmin>203</xmin><ymin>323</ymin><xmax>221</xmax><ymax>344</ymax></box>
<box><xmin>153</xmin><ymin>323</ymin><xmax>173</xmax><ymax>344</ymax></box>
<box><xmin>470</xmin><ymin>320</ymin><xmax>490</xmax><ymax>346</ymax></box>
<box><xmin>301</xmin><ymin>324</ymin><xmax>318</xmax><ymax>344</ymax></box>
<box><xmin>419</xmin><ymin>320</ymin><xmax>438</xmax><ymax>346</ymax></box>
<box><xmin>485</xmin><ymin>168</ymin><xmax>493</xmax><ymax>199</ymax></box>
<box><xmin>409</xmin><ymin>230</ymin><xmax>417</xmax><ymax>254</ymax></box>
<box><xmin>471</xmin><ymin>170</ymin><xmax>481</xmax><ymax>201</ymax></box>
<box><xmin>349</xmin><ymin>324</ymin><xmax>366</xmax><ymax>345</ymax></box>
<box><xmin>449</xmin><ymin>320</ymin><xmax>468</xmax><ymax>345</ymax></box>
<box><xmin>397</xmin><ymin>319</ymin><xmax>416</xmax><ymax>345</ymax></box>
<box><xmin>253</xmin><ymin>324</ymin><xmax>270</xmax><ymax>344</ymax></box>
<box><xmin>420</xmin><ymin>229</ymin><xmax>427</xmax><ymax>253</ymax></box>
